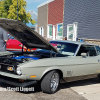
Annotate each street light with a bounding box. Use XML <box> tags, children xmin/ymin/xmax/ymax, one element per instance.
<box><xmin>17</xmin><ymin>0</ymin><xmax>18</xmax><ymax>20</ymax></box>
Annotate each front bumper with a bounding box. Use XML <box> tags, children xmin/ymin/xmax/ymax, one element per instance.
<box><xmin>0</xmin><ymin>71</ymin><xmax>26</xmax><ymax>80</ymax></box>
<box><xmin>0</xmin><ymin>75</ymin><xmax>37</xmax><ymax>87</ymax></box>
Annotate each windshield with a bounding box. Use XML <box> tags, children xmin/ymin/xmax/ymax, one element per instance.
<box><xmin>50</xmin><ymin>41</ymin><xmax>78</xmax><ymax>56</ymax></box>
<box><xmin>8</xmin><ymin>34</ymin><xmax>15</xmax><ymax>39</ymax></box>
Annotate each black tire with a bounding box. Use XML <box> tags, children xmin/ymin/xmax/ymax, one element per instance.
<box><xmin>41</xmin><ymin>70</ymin><xmax>60</xmax><ymax>94</ymax></box>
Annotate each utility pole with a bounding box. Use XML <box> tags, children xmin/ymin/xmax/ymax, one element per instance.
<box><xmin>17</xmin><ymin>0</ymin><xmax>18</xmax><ymax>20</ymax></box>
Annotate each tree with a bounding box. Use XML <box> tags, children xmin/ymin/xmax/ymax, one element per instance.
<box><xmin>0</xmin><ymin>0</ymin><xmax>36</xmax><ymax>25</ymax></box>
<box><xmin>3</xmin><ymin>0</ymin><xmax>12</xmax><ymax>16</ymax></box>
<box><xmin>0</xmin><ymin>0</ymin><xmax>5</xmax><ymax>18</ymax></box>
<box><xmin>0</xmin><ymin>0</ymin><xmax>12</xmax><ymax>18</ymax></box>
<box><xmin>8</xmin><ymin>0</ymin><xmax>36</xmax><ymax>24</ymax></box>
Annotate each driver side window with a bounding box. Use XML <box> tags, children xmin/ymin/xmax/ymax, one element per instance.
<box><xmin>76</xmin><ymin>45</ymin><xmax>97</xmax><ymax>56</ymax></box>
<box><xmin>8</xmin><ymin>34</ymin><xmax>14</xmax><ymax>39</ymax></box>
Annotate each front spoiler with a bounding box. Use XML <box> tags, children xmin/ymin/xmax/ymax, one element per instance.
<box><xmin>0</xmin><ymin>75</ymin><xmax>37</xmax><ymax>87</ymax></box>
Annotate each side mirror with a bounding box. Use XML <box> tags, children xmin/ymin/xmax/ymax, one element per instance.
<box><xmin>81</xmin><ymin>53</ymin><xmax>87</xmax><ymax>57</ymax></box>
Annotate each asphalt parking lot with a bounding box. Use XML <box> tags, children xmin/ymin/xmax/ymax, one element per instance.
<box><xmin>0</xmin><ymin>77</ymin><xmax>100</xmax><ymax>100</ymax></box>
<box><xmin>0</xmin><ymin>81</ymin><xmax>87</xmax><ymax>100</ymax></box>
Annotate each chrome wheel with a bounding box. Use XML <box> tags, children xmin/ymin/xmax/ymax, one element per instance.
<box><xmin>41</xmin><ymin>70</ymin><xmax>60</xmax><ymax>94</ymax></box>
<box><xmin>50</xmin><ymin>72</ymin><xmax>59</xmax><ymax>92</ymax></box>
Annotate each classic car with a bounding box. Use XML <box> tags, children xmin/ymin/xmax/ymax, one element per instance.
<box><xmin>0</xmin><ymin>19</ymin><xmax>100</xmax><ymax>94</ymax></box>
<box><xmin>6</xmin><ymin>34</ymin><xmax>37</xmax><ymax>51</ymax></box>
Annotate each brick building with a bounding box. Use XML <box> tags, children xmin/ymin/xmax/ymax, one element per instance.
<box><xmin>37</xmin><ymin>0</ymin><xmax>64</xmax><ymax>40</ymax></box>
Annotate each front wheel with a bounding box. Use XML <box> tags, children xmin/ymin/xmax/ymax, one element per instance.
<box><xmin>41</xmin><ymin>70</ymin><xmax>60</xmax><ymax>94</ymax></box>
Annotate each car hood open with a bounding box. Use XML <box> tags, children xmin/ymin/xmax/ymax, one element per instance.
<box><xmin>0</xmin><ymin>18</ymin><xmax>59</xmax><ymax>53</ymax></box>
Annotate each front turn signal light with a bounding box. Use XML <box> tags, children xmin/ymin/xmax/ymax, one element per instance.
<box><xmin>30</xmin><ymin>75</ymin><xmax>36</xmax><ymax>78</ymax></box>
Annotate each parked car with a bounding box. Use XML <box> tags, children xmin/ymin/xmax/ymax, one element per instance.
<box><xmin>6</xmin><ymin>34</ymin><xmax>37</xmax><ymax>51</ymax></box>
<box><xmin>0</xmin><ymin>19</ymin><xmax>100</xmax><ymax>94</ymax></box>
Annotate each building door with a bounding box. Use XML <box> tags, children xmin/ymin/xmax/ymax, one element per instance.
<box><xmin>67</xmin><ymin>22</ymin><xmax>78</xmax><ymax>41</ymax></box>
<box><xmin>53</xmin><ymin>25</ymin><xmax>56</xmax><ymax>40</ymax></box>
<box><xmin>39</xmin><ymin>27</ymin><xmax>44</xmax><ymax>37</ymax></box>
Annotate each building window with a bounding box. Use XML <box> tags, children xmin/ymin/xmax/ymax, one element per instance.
<box><xmin>67</xmin><ymin>22</ymin><xmax>78</xmax><ymax>41</ymax></box>
<box><xmin>67</xmin><ymin>24</ymin><xmax>74</xmax><ymax>40</ymax></box>
<box><xmin>47</xmin><ymin>25</ymin><xmax>53</xmax><ymax>38</ymax></box>
<box><xmin>39</xmin><ymin>27</ymin><xmax>44</xmax><ymax>37</ymax></box>
<box><xmin>57</xmin><ymin>23</ymin><xmax>63</xmax><ymax>40</ymax></box>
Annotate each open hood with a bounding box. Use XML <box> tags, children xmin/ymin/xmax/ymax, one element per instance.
<box><xmin>0</xmin><ymin>18</ymin><xmax>59</xmax><ymax>53</ymax></box>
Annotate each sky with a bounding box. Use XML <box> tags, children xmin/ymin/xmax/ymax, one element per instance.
<box><xmin>25</xmin><ymin>0</ymin><xmax>48</xmax><ymax>14</ymax></box>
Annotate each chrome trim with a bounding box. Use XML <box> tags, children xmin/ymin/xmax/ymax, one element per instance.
<box><xmin>50</xmin><ymin>72</ymin><xmax>59</xmax><ymax>92</ymax></box>
<box><xmin>63</xmin><ymin>74</ymin><xmax>98</xmax><ymax>82</ymax></box>
<box><xmin>74</xmin><ymin>44</ymin><xmax>80</xmax><ymax>56</ymax></box>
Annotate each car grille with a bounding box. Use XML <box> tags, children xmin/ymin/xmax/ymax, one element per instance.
<box><xmin>0</xmin><ymin>63</ymin><xmax>16</xmax><ymax>74</ymax></box>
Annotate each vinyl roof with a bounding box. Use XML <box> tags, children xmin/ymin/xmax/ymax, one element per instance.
<box><xmin>50</xmin><ymin>40</ymin><xmax>99</xmax><ymax>46</ymax></box>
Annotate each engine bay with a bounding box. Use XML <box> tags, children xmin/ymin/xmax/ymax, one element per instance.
<box><xmin>0</xmin><ymin>53</ymin><xmax>40</xmax><ymax>65</ymax></box>
<box><xmin>0</xmin><ymin>52</ymin><xmax>41</xmax><ymax>74</ymax></box>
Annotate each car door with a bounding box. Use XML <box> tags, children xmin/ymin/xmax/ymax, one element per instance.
<box><xmin>74</xmin><ymin>45</ymin><xmax>99</xmax><ymax>78</ymax></box>
<box><xmin>95</xmin><ymin>46</ymin><xmax>100</xmax><ymax>72</ymax></box>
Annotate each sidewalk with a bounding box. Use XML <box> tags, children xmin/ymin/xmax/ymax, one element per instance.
<box><xmin>68</xmin><ymin>77</ymin><xmax>100</xmax><ymax>100</ymax></box>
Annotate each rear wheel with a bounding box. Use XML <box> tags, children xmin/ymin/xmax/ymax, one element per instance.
<box><xmin>41</xmin><ymin>70</ymin><xmax>60</xmax><ymax>94</ymax></box>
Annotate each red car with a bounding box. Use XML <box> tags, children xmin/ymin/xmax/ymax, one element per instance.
<box><xmin>6</xmin><ymin>34</ymin><xmax>37</xmax><ymax>51</ymax></box>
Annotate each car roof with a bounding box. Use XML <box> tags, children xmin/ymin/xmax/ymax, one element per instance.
<box><xmin>50</xmin><ymin>40</ymin><xmax>99</xmax><ymax>46</ymax></box>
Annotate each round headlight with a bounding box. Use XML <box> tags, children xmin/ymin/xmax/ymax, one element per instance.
<box><xmin>16</xmin><ymin>67</ymin><xmax>22</xmax><ymax>75</ymax></box>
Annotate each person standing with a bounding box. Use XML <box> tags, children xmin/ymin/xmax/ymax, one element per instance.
<box><xmin>0</xmin><ymin>27</ymin><xmax>8</xmax><ymax>52</ymax></box>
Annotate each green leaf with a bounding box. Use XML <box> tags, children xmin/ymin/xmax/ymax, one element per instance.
<box><xmin>0</xmin><ymin>0</ymin><xmax>36</xmax><ymax>25</ymax></box>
